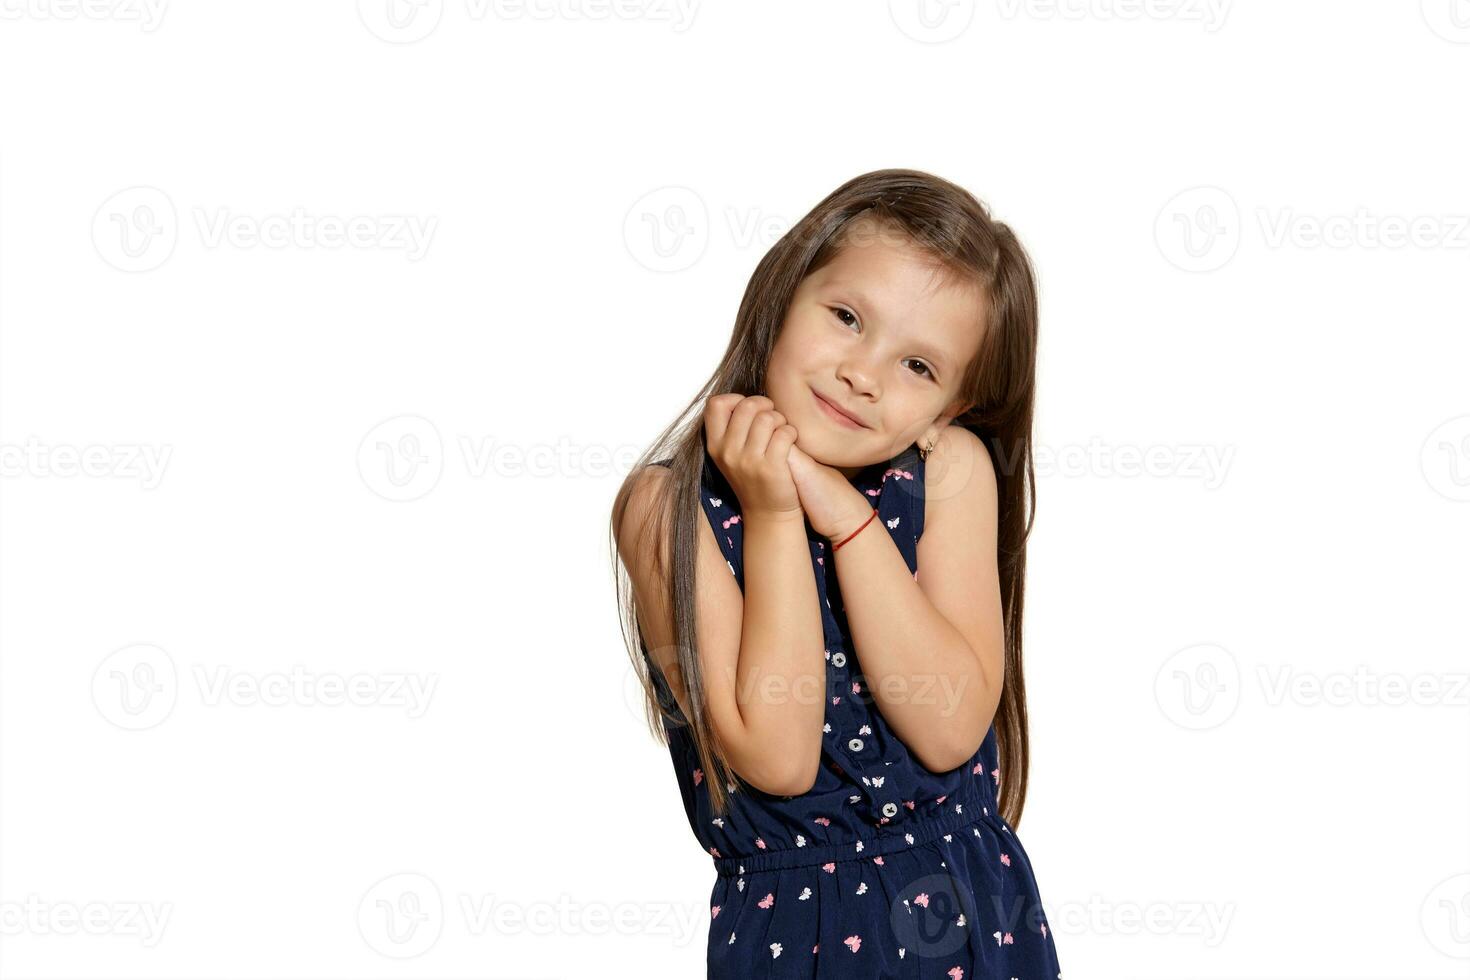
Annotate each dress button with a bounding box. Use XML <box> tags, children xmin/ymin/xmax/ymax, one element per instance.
<box><xmin>831</xmin><ymin>652</ymin><xmax>847</xmax><ymax>668</ymax></box>
<box><xmin>881</xmin><ymin>802</ymin><xmax>898</xmax><ymax>818</ymax></box>
<box><xmin>848</xmin><ymin>737</ymin><xmax>864</xmax><ymax>752</ymax></box>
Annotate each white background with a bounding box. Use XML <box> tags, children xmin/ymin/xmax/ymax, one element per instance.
<box><xmin>2</xmin><ymin>1</ymin><xmax>1468</xmax><ymax>978</ymax></box>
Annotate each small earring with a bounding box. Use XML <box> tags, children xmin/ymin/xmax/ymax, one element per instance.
<box><xmin>919</xmin><ymin>439</ymin><xmax>934</xmax><ymax>460</ymax></box>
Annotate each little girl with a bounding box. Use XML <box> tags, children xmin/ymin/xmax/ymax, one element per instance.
<box><xmin>612</xmin><ymin>169</ymin><xmax>1062</xmax><ymax>978</ymax></box>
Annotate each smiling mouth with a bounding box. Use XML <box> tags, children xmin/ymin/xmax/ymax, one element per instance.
<box><xmin>812</xmin><ymin>388</ymin><xmax>869</xmax><ymax>429</ymax></box>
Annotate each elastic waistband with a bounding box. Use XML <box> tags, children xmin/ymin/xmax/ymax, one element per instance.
<box><xmin>711</xmin><ymin>800</ymin><xmax>992</xmax><ymax>878</ymax></box>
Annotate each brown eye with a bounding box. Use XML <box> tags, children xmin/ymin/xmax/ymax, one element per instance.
<box><xmin>905</xmin><ymin>358</ymin><xmax>934</xmax><ymax>379</ymax></box>
<box><xmin>831</xmin><ymin>307</ymin><xmax>858</xmax><ymax>329</ymax></box>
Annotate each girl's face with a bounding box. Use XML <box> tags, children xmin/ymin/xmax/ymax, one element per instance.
<box><xmin>764</xmin><ymin>223</ymin><xmax>986</xmax><ymax>480</ymax></box>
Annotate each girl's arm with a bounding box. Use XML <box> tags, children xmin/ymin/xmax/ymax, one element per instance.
<box><xmin>618</xmin><ymin>466</ymin><xmax>827</xmax><ymax>796</ymax></box>
<box><xmin>832</xmin><ymin>425</ymin><xmax>1006</xmax><ymax>773</ymax></box>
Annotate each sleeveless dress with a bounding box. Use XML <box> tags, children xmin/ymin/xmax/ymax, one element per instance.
<box><xmin>642</xmin><ymin>443</ymin><xmax>1063</xmax><ymax>979</ymax></box>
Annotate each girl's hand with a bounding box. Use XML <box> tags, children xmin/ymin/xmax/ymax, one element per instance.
<box><xmin>785</xmin><ymin>441</ymin><xmax>876</xmax><ymax>541</ymax></box>
<box><xmin>702</xmin><ymin>394</ymin><xmax>802</xmax><ymax>521</ymax></box>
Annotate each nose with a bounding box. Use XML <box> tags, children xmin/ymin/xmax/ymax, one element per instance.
<box><xmin>836</xmin><ymin>356</ymin><xmax>880</xmax><ymax>402</ymax></box>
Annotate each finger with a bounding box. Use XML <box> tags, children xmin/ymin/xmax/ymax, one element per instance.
<box><xmin>769</xmin><ymin>423</ymin><xmax>798</xmax><ymax>463</ymax></box>
<box><xmin>724</xmin><ymin>395</ymin><xmax>772</xmax><ymax>458</ymax></box>
<box><xmin>702</xmin><ymin>393</ymin><xmax>741</xmax><ymax>453</ymax></box>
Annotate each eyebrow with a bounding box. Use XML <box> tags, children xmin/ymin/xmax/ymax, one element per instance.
<box><xmin>826</xmin><ymin>281</ymin><xmax>956</xmax><ymax>371</ymax></box>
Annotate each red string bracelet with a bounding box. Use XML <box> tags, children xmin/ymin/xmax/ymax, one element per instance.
<box><xmin>831</xmin><ymin>507</ymin><xmax>878</xmax><ymax>552</ymax></box>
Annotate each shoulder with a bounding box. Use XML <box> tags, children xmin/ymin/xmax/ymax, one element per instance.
<box><xmin>925</xmin><ymin>425</ymin><xmax>999</xmax><ymax>530</ymax></box>
<box><xmin>615</xmin><ymin>463</ymin><xmax>674</xmax><ymax>558</ymax></box>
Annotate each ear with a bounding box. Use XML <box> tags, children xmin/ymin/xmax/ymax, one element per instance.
<box><xmin>918</xmin><ymin>395</ymin><xmax>974</xmax><ymax>452</ymax></box>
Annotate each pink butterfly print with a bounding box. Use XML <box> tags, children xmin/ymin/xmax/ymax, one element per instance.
<box><xmin>817</xmin><ymin>556</ymin><xmax>824</xmax><ymax>566</ymax></box>
<box><xmin>822</xmin><ymin>862</ymin><xmax>836</xmax><ymax>873</ymax></box>
<box><xmin>757</xmin><ymin>892</ymin><xmax>774</xmax><ymax>909</ymax></box>
<box><xmin>711</xmin><ymin>905</ymin><xmax>721</xmax><ymax>918</ymax></box>
<box><xmin>972</xmin><ymin>762</ymin><xmax>983</xmax><ymax>775</ymax></box>
<box><xmin>991</xmin><ymin>767</ymin><xmax>1000</xmax><ymax>785</ymax></box>
<box><xmin>723</xmin><ymin>514</ymin><xmax>741</xmax><ymax>529</ymax></box>
<box><xmin>843</xmin><ymin>935</ymin><xmax>862</xmax><ymax>952</ymax></box>
<box><xmin>814</xmin><ymin>816</ymin><xmax>831</xmax><ymax>826</ymax></box>
<box><xmin>947</xmin><ymin>968</ymin><xmax>964</xmax><ymax>980</ymax></box>
<box><xmin>936</xmin><ymin>795</ymin><xmax>947</xmax><ymax>804</ymax></box>
<box><xmin>832</xmin><ymin>696</ymin><xmax>842</xmax><ymax>705</ymax></box>
<box><xmin>999</xmin><ymin>853</ymin><xmax>1011</xmax><ymax>866</ymax></box>
<box><xmin>708</xmin><ymin>846</ymin><xmax>721</xmax><ymax>858</ymax></box>
<box><xmin>813</xmin><ymin>943</ymin><xmax>819</xmax><ymax>953</ymax></box>
<box><xmin>693</xmin><ymin>768</ymin><xmax>703</xmax><ymax>786</ymax></box>
<box><xmin>755</xmin><ymin>837</ymin><xmax>767</xmax><ymax>850</ymax></box>
<box><xmin>904</xmin><ymin>800</ymin><xmax>915</xmax><ymax>810</ymax></box>
<box><xmin>873</xmin><ymin>856</ymin><xmax>884</xmax><ymax>866</ymax></box>
<box><xmin>1041</xmin><ymin>922</ymin><xmax>1048</xmax><ymax>939</ymax></box>
<box><xmin>914</xmin><ymin>893</ymin><xmax>930</xmax><ymax>908</ymax></box>
<box><xmin>851</xmin><ymin>681</ymin><xmax>861</xmax><ymax>694</ymax></box>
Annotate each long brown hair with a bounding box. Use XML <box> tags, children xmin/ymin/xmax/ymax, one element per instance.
<box><xmin>610</xmin><ymin>168</ymin><xmax>1040</xmax><ymax>826</ymax></box>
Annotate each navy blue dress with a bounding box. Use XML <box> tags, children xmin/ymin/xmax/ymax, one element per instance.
<box><xmin>643</xmin><ymin>443</ymin><xmax>1062</xmax><ymax>979</ymax></box>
